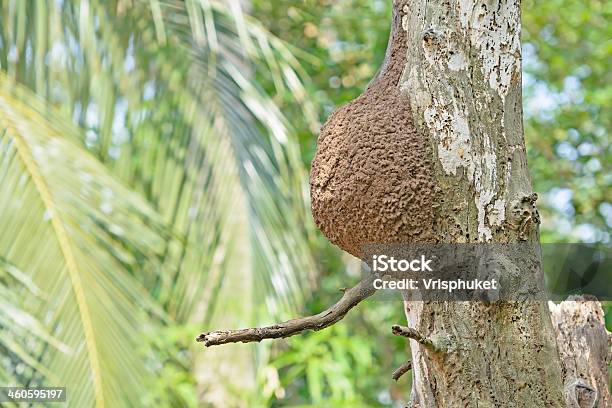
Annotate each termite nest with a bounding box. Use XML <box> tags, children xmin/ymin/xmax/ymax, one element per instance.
<box><xmin>310</xmin><ymin>0</ymin><xmax>437</xmax><ymax>258</ymax></box>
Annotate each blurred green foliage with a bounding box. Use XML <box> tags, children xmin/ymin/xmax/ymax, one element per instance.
<box><xmin>523</xmin><ymin>0</ymin><xmax>611</xmax><ymax>243</ymax></box>
<box><xmin>0</xmin><ymin>0</ymin><xmax>319</xmax><ymax>406</ymax></box>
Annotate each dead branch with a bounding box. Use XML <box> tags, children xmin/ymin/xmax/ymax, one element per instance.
<box><xmin>392</xmin><ymin>360</ymin><xmax>412</xmax><ymax>381</ymax></box>
<box><xmin>197</xmin><ymin>273</ymin><xmax>378</xmax><ymax>346</ymax></box>
<box><xmin>392</xmin><ymin>325</ymin><xmax>438</xmax><ymax>351</ymax></box>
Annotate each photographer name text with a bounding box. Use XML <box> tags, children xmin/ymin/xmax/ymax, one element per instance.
<box><xmin>372</xmin><ymin>255</ymin><xmax>499</xmax><ymax>293</ymax></box>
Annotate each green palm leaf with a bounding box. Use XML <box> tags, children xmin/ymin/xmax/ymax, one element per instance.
<box><xmin>1</xmin><ymin>0</ymin><xmax>318</xmax><ymax>321</ymax></box>
<box><xmin>0</xmin><ymin>74</ymin><xmax>169</xmax><ymax>406</ymax></box>
<box><xmin>0</xmin><ymin>256</ymin><xmax>65</xmax><ymax>386</ymax></box>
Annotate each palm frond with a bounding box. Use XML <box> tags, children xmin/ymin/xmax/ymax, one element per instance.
<box><xmin>0</xmin><ymin>74</ymin><xmax>169</xmax><ymax>406</ymax></box>
<box><xmin>0</xmin><ymin>256</ymin><xmax>64</xmax><ymax>386</ymax></box>
<box><xmin>1</xmin><ymin>0</ymin><xmax>318</xmax><ymax>320</ymax></box>
<box><xmin>142</xmin><ymin>0</ymin><xmax>319</xmax><ymax>321</ymax></box>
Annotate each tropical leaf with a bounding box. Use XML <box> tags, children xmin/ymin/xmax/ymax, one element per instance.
<box><xmin>0</xmin><ymin>256</ymin><xmax>64</xmax><ymax>388</ymax></box>
<box><xmin>0</xmin><ymin>74</ymin><xmax>170</xmax><ymax>406</ymax></box>
<box><xmin>0</xmin><ymin>0</ymin><xmax>318</xmax><ymax>321</ymax></box>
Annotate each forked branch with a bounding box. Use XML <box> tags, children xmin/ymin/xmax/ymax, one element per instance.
<box><xmin>197</xmin><ymin>274</ymin><xmax>378</xmax><ymax>346</ymax></box>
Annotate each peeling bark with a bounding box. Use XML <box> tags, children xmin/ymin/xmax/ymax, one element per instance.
<box><xmin>401</xmin><ymin>0</ymin><xmax>527</xmax><ymax>244</ymax></box>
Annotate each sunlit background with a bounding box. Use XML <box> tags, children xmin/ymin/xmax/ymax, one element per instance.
<box><xmin>0</xmin><ymin>0</ymin><xmax>609</xmax><ymax>406</ymax></box>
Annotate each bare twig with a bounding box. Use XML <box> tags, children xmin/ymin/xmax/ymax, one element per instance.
<box><xmin>197</xmin><ymin>274</ymin><xmax>378</xmax><ymax>346</ymax></box>
<box><xmin>392</xmin><ymin>325</ymin><xmax>437</xmax><ymax>351</ymax></box>
<box><xmin>392</xmin><ymin>360</ymin><xmax>412</xmax><ymax>381</ymax></box>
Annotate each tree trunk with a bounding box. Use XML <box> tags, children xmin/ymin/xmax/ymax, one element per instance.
<box><xmin>395</xmin><ymin>0</ymin><xmax>610</xmax><ymax>406</ymax></box>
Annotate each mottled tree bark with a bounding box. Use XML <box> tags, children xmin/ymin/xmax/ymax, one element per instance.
<box><xmin>398</xmin><ymin>1</ymin><xmax>610</xmax><ymax>406</ymax></box>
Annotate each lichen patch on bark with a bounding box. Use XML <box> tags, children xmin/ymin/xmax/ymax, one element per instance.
<box><xmin>423</xmin><ymin>100</ymin><xmax>472</xmax><ymax>177</ymax></box>
<box><xmin>457</xmin><ymin>0</ymin><xmax>521</xmax><ymax>99</ymax></box>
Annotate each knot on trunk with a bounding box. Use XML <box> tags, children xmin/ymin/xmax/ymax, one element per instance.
<box><xmin>564</xmin><ymin>378</ymin><xmax>598</xmax><ymax>408</ymax></box>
